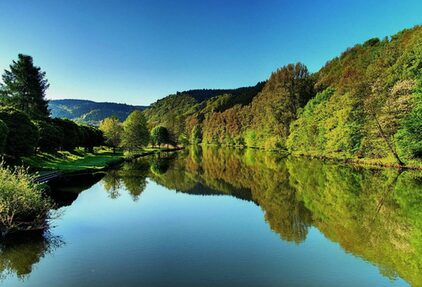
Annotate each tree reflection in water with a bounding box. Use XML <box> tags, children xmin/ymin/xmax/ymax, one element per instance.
<box><xmin>4</xmin><ymin>148</ymin><xmax>419</xmax><ymax>286</ymax></box>
<box><xmin>0</xmin><ymin>232</ymin><xmax>64</xmax><ymax>281</ymax></box>
<box><xmin>148</xmin><ymin>147</ymin><xmax>422</xmax><ymax>287</ymax></box>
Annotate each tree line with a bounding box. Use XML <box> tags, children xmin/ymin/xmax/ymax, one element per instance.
<box><xmin>0</xmin><ymin>54</ymin><xmax>104</xmax><ymax>158</ymax></box>
<box><xmin>0</xmin><ymin>54</ymin><xmax>175</xmax><ymax>160</ymax></box>
<box><xmin>143</xmin><ymin>25</ymin><xmax>422</xmax><ymax>166</ymax></box>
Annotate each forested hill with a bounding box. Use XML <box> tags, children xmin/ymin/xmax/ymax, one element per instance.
<box><xmin>143</xmin><ymin>82</ymin><xmax>265</xmax><ymax>137</ymax></box>
<box><xmin>49</xmin><ymin>99</ymin><xmax>146</xmax><ymax>125</ymax></box>
<box><xmin>176</xmin><ymin>82</ymin><xmax>266</xmax><ymax>102</ymax></box>
<box><xmin>144</xmin><ymin>25</ymin><xmax>422</xmax><ymax>167</ymax></box>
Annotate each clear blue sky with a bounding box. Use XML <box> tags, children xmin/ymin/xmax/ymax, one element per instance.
<box><xmin>1</xmin><ymin>0</ymin><xmax>421</xmax><ymax>105</ymax></box>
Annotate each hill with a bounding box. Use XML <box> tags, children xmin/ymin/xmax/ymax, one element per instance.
<box><xmin>49</xmin><ymin>99</ymin><xmax>146</xmax><ymax>125</ymax></box>
<box><xmin>143</xmin><ymin>82</ymin><xmax>265</xmax><ymax>138</ymax></box>
<box><xmin>144</xmin><ymin>25</ymin><xmax>422</xmax><ymax>167</ymax></box>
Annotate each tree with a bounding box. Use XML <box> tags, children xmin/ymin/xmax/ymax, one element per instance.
<box><xmin>52</xmin><ymin>118</ymin><xmax>80</xmax><ymax>151</ymax></box>
<box><xmin>0</xmin><ymin>106</ymin><xmax>39</xmax><ymax>157</ymax></box>
<box><xmin>190</xmin><ymin>124</ymin><xmax>202</xmax><ymax>145</ymax></box>
<box><xmin>78</xmin><ymin>125</ymin><xmax>104</xmax><ymax>153</ymax></box>
<box><xmin>34</xmin><ymin>120</ymin><xmax>64</xmax><ymax>152</ymax></box>
<box><xmin>121</xmin><ymin>110</ymin><xmax>149</xmax><ymax>152</ymax></box>
<box><xmin>150</xmin><ymin>126</ymin><xmax>170</xmax><ymax>148</ymax></box>
<box><xmin>99</xmin><ymin>116</ymin><xmax>123</xmax><ymax>153</ymax></box>
<box><xmin>0</xmin><ymin>120</ymin><xmax>8</xmax><ymax>154</ymax></box>
<box><xmin>0</xmin><ymin>54</ymin><xmax>50</xmax><ymax>119</ymax></box>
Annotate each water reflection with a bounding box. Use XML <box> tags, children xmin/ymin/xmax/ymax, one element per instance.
<box><xmin>0</xmin><ymin>233</ymin><xmax>64</xmax><ymax>280</ymax></box>
<box><xmin>144</xmin><ymin>147</ymin><xmax>422</xmax><ymax>286</ymax></box>
<box><xmin>1</xmin><ymin>148</ymin><xmax>421</xmax><ymax>286</ymax></box>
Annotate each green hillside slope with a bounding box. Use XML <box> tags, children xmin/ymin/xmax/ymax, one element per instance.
<box><xmin>144</xmin><ymin>25</ymin><xmax>422</xmax><ymax>167</ymax></box>
<box><xmin>49</xmin><ymin>99</ymin><xmax>146</xmax><ymax>125</ymax></box>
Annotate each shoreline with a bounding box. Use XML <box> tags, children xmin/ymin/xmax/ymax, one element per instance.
<box><xmin>33</xmin><ymin>147</ymin><xmax>184</xmax><ymax>183</ymax></box>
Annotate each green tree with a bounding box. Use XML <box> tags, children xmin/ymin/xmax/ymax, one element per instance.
<box><xmin>121</xmin><ymin>110</ymin><xmax>150</xmax><ymax>152</ymax></box>
<box><xmin>190</xmin><ymin>124</ymin><xmax>202</xmax><ymax>144</ymax></box>
<box><xmin>0</xmin><ymin>106</ymin><xmax>39</xmax><ymax>157</ymax></box>
<box><xmin>0</xmin><ymin>120</ymin><xmax>8</xmax><ymax>154</ymax></box>
<box><xmin>34</xmin><ymin>120</ymin><xmax>64</xmax><ymax>152</ymax></box>
<box><xmin>0</xmin><ymin>54</ymin><xmax>50</xmax><ymax>119</ymax></box>
<box><xmin>99</xmin><ymin>116</ymin><xmax>123</xmax><ymax>153</ymax></box>
<box><xmin>150</xmin><ymin>126</ymin><xmax>170</xmax><ymax>147</ymax></box>
<box><xmin>52</xmin><ymin>118</ymin><xmax>80</xmax><ymax>151</ymax></box>
<box><xmin>78</xmin><ymin>125</ymin><xmax>104</xmax><ymax>153</ymax></box>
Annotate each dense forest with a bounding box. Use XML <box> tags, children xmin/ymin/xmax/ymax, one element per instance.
<box><xmin>144</xmin><ymin>25</ymin><xmax>422</xmax><ymax>167</ymax></box>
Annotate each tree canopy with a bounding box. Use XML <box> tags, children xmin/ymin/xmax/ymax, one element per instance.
<box><xmin>121</xmin><ymin>110</ymin><xmax>150</xmax><ymax>152</ymax></box>
<box><xmin>150</xmin><ymin>126</ymin><xmax>170</xmax><ymax>147</ymax></box>
<box><xmin>0</xmin><ymin>54</ymin><xmax>50</xmax><ymax>119</ymax></box>
<box><xmin>99</xmin><ymin>116</ymin><xmax>123</xmax><ymax>153</ymax></box>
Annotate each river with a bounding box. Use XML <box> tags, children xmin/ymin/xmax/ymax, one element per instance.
<box><xmin>1</xmin><ymin>147</ymin><xmax>421</xmax><ymax>287</ymax></box>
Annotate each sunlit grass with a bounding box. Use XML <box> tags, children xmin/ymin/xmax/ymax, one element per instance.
<box><xmin>22</xmin><ymin>147</ymin><xmax>124</xmax><ymax>173</ymax></box>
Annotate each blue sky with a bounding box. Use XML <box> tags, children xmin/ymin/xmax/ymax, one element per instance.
<box><xmin>1</xmin><ymin>0</ymin><xmax>421</xmax><ymax>105</ymax></box>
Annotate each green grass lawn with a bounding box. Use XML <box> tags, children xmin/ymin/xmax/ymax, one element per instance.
<box><xmin>23</xmin><ymin>148</ymin><xmax>124</xmax><ymax>173</ymax></box>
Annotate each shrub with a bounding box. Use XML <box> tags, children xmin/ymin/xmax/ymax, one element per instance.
<box><xmin>0</xmin><ymin>162</ymin><xmax>53</xmax><ymax>236</ymax></box>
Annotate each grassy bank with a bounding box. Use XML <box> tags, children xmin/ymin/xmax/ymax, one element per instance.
<box><xmin>22</xmin><ymin>148</ymin><xmax>124</xmax><ymax>173</ymax></box>
<box><xmin>22</xmin><ymin>146</ymin><xmax>184</xmax><ymax>174</ymax></box>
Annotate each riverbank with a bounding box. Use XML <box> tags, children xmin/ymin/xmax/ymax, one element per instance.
<box><xmin>288</xmin><ymin>151</ymin><xmax>422</xmax><ymax>170</ymax></box>
<box><xmin>199</xmin><ymin>144</ymin><xmax>422</xmax><ymax>170</ymax></box>
<box><xmin>23</xmin><ymin>149</ymin><xmax>124</xmax><ymax>174</ymax></box>
<box><xmin>22</xmin><ymin>147</ymin><xmax>184</xmax><ymax>182</ymax></box>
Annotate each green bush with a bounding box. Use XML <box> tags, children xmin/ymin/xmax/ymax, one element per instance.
<box><xmin>0</xmin><ymin>106</ymin><xmax>39</xmax><ymax>157</ymax></box>
<box><xmin>0</xmin><ymin>162</ymin><xmax>53</xmax><ymax>236</ymax></box>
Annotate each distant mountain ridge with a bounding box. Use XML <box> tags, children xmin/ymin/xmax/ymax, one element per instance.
<box><xmin>49</xmin><ymin>99</ymin><xmax>146</xmax><ymax>125</ymax></box>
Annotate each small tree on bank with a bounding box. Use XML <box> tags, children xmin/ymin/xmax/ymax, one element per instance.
<box><xmin>150</xmin><ymin>126</ymin><xmax>170</xmax><ymax>148</ymax></box>
<box><xmin>99</xmin><ymin>116</ymin><xmax>123</xmax><ymax>153</ymax></box>
<box><xmin>121</xmin><ymin>110</ymin><xmax>149</xmax><ymax>152</ymax></box>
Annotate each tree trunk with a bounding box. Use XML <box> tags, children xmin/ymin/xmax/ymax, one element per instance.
<box><xmin>373</xmin><ymin>114</ymin><xmax>404</xmax><ymax>166</ymax></box>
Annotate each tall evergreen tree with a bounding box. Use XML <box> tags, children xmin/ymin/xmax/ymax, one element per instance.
<box><xmin>0</xmin><ymin>54</ymin><xmax>50</xmax><ymax>119</ymax></box>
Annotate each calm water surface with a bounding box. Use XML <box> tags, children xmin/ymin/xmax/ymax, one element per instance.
<box><xmin>1</xmin><ymin>147</ymin><xmax>421</xmax><ymax>287</ymax></box>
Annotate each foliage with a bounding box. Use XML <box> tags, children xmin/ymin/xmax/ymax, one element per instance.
<box><xmin>0</xmin><ymin>106</ymin><xmax>39</xmax><ymax>157</ymax></box>
<box><xmin>99</xmin><ymin>116</ymin><xmax>123</xmax><ymax>153</ymax></box>
<box><xmin>121</xmin><ymin>110</ymin><xmax>150</xmax><ymax>151</ymax></box>
<box><xmin>287</xmin><ymin>25</ymin><xmax>422</xmax><ymax>165</ymax></box>
<box><xmin>396</xmin><ymin>79</ymin><xmax>422</xmax><ymax>159</ymax></box>
<box><xmin>33</xmin><ymin>120</ymin><xmax>64</xmax><ymax>152</ymax></box>
<box><xmin>78</xmin><ymin>125</ymin><xmax>104</xmax><ymax>152</ymax></box>
<box><xmin>150</xmin><ymin>126</ymin><xmax>170</xmax><ymax>147</ymax></box>
<box><xmin>143</xmin><ymin>82</ymin><xmax>265</xmax><ymax>142</ymax></box>
<box><xmin>51</xmin><ymin>118</ymin><xmax>80</xmax><ymax>151</ymax></box>
<box><xmin>0</xmin><ymin>162</ymin><xmax>53</xmax><ymax>236</ymax></box>
<box><xmin>190</xmin><ymin>125</ymin><xmax>202</xmax><ymax>144</ymax></box>
<box><xmin>0</xmin><ymin>54</ymin><xmax>49</xmax><ymax>119</ymax></box>
<box><xmin>0</xmin><ymin>120</ymin><xmax>8</xmax><ymax>154</ymax></box>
